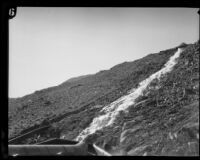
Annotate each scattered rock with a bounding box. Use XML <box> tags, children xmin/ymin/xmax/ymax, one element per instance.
<box><xmin>127</xmin><ymin>145</ymin><xmax>148</xmax><ymax>156</ymax></box>
<box><xmin>120</xmin><ymin>125</ymin><xmax>143</xmax><ymax>144</ymax></box>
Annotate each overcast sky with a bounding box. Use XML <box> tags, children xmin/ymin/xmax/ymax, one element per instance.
<box><xmin>9</xmin><ymin>7</ymin><xmax>199</xmax><ymax>98</ymax></box>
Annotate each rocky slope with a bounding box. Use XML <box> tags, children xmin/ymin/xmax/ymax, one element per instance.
<box><xmin>76</xmin><ymin>41</ymin><xmax>199</xmax><ymax>156</ymax></box>
<box><xmin>8</xmin><ymin>41</ymin><xmax>199</xmax><ymax>156</ymax></box>
<box><xmin>54</xmin><ymin>41</ymin><xmax>199</xmax><ymax>156</ymax></box>
<box><xmin>9</xmin><ymin>44</ymin><xmax>176</xmax><ymax>138</ymax></box>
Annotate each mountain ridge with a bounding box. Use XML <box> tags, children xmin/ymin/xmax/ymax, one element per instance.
<box><xmin>8</xmin><ymin>41</ymin><xmax>199</xmax><ymax>156</ymax></box>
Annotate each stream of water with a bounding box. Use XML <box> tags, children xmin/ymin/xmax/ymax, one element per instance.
<box><xmin>75</xmin><ymin>48</ymin><xmax>183</xmax><ymax>142</ymax></box>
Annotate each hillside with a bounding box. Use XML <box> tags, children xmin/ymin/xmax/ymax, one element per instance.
<box><xmin>63</xmin><ymin>74</ymin><xmax>92</xmax><ymax>83</ymax></box>
<box><xmin>77</xmin><ymin>41</ymin><xmax>199</xmax><ymax>156</ymax></box>
<box><xmin>8</xmin><ymin>41</ymin><xmax>199</xmax><ymax>156</ymax></box>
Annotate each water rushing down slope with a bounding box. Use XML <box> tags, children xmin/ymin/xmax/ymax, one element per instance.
<box><xmin>8</xmin><ymin>44</ymin><xmax>178</xmax><ymax>140</ymax></box>
<box><xmin>76</xmin><ymin>48</ymin><xmax>183</xmax><ymax>142</ymax></box>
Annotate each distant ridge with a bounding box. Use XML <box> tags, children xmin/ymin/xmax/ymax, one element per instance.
<box><xmin>64</xmin><ymin>75</ymin><xmax>92</xmax><ymax>83</ymax></box>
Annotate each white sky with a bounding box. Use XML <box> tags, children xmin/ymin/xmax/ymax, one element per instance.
<box><xmin>9</xmin><ymin>7</ymin><xmax>199</xmax><ymax>98</ymax></box>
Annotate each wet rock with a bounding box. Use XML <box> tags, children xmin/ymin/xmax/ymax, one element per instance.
<box><xmin>122</xmin><ymin>120</ymin><xmax>136</xmax><ymax>131</ymax></box>
<box><xmin>122</xmin><ymin>116</ymin><xmax>143</xmax><ymax>130</ymax></box>
<box><xmin>120</xmin><ymin>125</ymin><xmax>143</xmax><ymax>144</ymax></box>
<box><xmin>127</xmin><ymin>145</ymin><xmax>148</xmax><ymax>156</ymax></box>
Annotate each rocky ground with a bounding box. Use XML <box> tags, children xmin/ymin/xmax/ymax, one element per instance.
<box><xmin>9</xmin><ymin>44</ymin><xmax>176</xmax><ymax>139</ymax></box>
<box><xmin>82</xmin><ymin>41</ymin><xmax>199</xmax><ymax>156</ymax></box>
<box><xmin>9</xmin><ymin>41</ymin><xmax>199</xmax><ymax>156</ymax></box>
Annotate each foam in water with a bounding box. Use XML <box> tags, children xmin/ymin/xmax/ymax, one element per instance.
<box><xmin>75</xmin><ymin>48</ymin><xmax>183</xmax><ymax>141</ymax></box>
